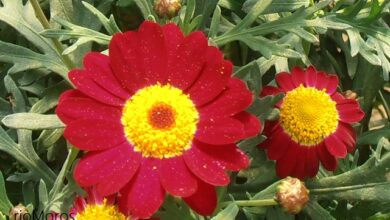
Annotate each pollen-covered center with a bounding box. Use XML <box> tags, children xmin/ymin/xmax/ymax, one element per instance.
<box><xmin>121</xmin><ymin>84</ymin><xmax>199</xmax><ymax>158</ymax></box>
<box><xmin>76</xmin><ymin>199</ymin><xmax>127</xmax><ymax>220</ymax></box>
<box><xmin>148</xmin><ymin>103</ymin><xmax>176</xmax><ymax>129</ymax></box>
<box><xmin>279</xmin><ymin>85</ymin><xmax>339</xmax><ymax>146</ymax></box>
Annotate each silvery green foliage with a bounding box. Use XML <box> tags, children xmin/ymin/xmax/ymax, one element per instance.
<box><xmin>0</xmin><ymin>0</ymin><xmax>389</xmax><ymax>219</ymax></box>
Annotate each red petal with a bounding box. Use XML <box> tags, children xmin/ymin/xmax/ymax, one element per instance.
<box><xmin>74</xmin><ymin>143</ymin><xmax>141</xmax><ymax>193</ymax></box>
<box><xmin>183</xmin><ymin>142</ymin><xmax>230</xmax><ymax>186</ymax></box>
<box><xmin>331</xmin><ymin>92</ymin><xmax>345</xmax><ymax>102</ymax></box>
<box><xmin>291</xmin><ymin>147</ymin><xmax>306</xmax><ymax>179</ymax></box>
<box><xmin>83</xmin><ymin>52</ymin><xmax>130</xmax><ymax>100</ymax></box>
<box><xmin>233</xmin><ymin>112</ymin><xmax>261</xmax><ymax>138</ymax></box>
<box><xmin>195</xmin><ymin>116</ymin><xmax>245</xmax><ymax>145</ymax></box>
<box><xmin>167</xmin><ymin>31</ymin><xmax>208</xmax><ymax>90</ymax></box>
<box><xmin>275</xmin><ymin>72</ymin><xmax>296</xmax><ymax>92</ymax></box>
<box><xmin>187</xmin><ymin>48</ymin><xmax>232</xmax><ymax>106</ymax></box>
<box><xmin>162</xmin><ymin>23</ymin><xmax>184</xmax><ymax>60</ymax></box>
<box><xmin>194</xmin><ymin>140</ymin><xmax>249</xmax><ymax>171</ymax></box>
<box><xmin>56</xmin><ymin>96</ymin><xmax>121</xmax><ymax>124</ymax></box>
<box><xmin>69</xmin><ymin>70</ymin><xmax>124</xmax><ymax>106</ymax></box>
<box><xmin>305</xmin><ymin>147</ymin><xmax>320</xmax><ymax>178</ymax></box>
<box><xmin>64</xmin><ymin>119</ymin><xmax>126</xmax><ymax>151</ymax></box>
<box><xmin>325</xmin><ymin>135</ymin><xmax>347</xmax><ymax>158</ymax></box>
<box><xmin>58</xmin><ymin>89</ymin><xmax>85</xmax><ymax>104</ymax></box>
<box><xmin>163</xmin><ymin>23</ymin><xmax>184</xmax><ymax>83</ymax></box>
<box><xmin>119</xmin><ymin>159</ymin><xmax>165</xmax><ymax>219</ymax></box>
<box><xmin>199</xmin><ymin>78</ymin><xmax>253</xmax><ymax>116</ymax></box>
<box><xmin>316</xmin><ymin>143</ymin><xmax>338</xmax><ymax>171</ymax></box>
<box><xmin>335</xmin><ymin>122</ymin><xmax>357</xmax><ymax>152</ymax></box>
<box><xmin>137</xmin><ymin>21</ymin><xmax>168</xmax><ymax>85</ymax></box>
<box><xmin>305</xmin><ymin>66</ymin><xmax>317</xmax><ymax>87</ymax></box>
<box><xmin>109</xmin><ymin>31</ymin><xmax>144</xmax><ymax>93</ymax></box>
<box><xmin>260</xmin><ymin>86</ymin><xmax>283</xmax><ymax>97</ymax></box>
<box><xmin>183</xmin><ymin>180</ymin><xmax>217</xmax><ymax>216</ymax></box>
<box><xmin>159</xmin><ymin>157</ymin><xmax>198</xmax><ymax>197</ymax></box>
<box><xmin>315</xmin><ymin>71</ymin><xmax>329</xmax><ymax>90</ymax></box>
<box><xmin>337</xmin><ymin>99</ymin><xmax>365</xmax><ymax>123</ymax></box>
<box><xmin>275</xmin><ymin>141</ymin><xmax>299</xmax><ymax>178</ymax></box>
<box><xmin>291</xmin><ymin>66</ymin><xmax>306</xmax><ymax>86</ymax></box>
<box><xmin>325</xmin><ymin>74</ymin><xmax>339</xmax><ymax>95</ymax></box>
<box><xmin>265</xmin><ymin>127</ymin><xmax>291</xmax><ymax>160</ymax></box>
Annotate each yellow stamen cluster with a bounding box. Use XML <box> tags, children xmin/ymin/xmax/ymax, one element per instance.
<box><xmin>76</xmin><ymin>199</ymin><xmax>127</xmax><ymax>220</ymax></box>
<box><xmin>121</xmin><ymin>84</ymin><xmax>199</xmax><ymax>158</ymax></box>
<box><xmin>280</xmin><ymin>85</ymin><xmax>338</xmax><ymax>146</ymax></box>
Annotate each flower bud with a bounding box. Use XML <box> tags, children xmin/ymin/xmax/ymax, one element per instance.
<box><xmin>9</xmin><ymin>204</ymin><xmax>29</xmax><ymax>220</ymax></box>
<box><xmin>275</xmin><ymin>177</ymin><xmax>309</xmax><ymax>214</ymax></box>
<box><xmin>154</xmin><ymin>0</ymin><xmax>182</xmax><ymax>18</ymax></box>
<box><xmin>342</xmin><ymin>90</ymin><xmax>357</xmax><ymax>100</ymax></box>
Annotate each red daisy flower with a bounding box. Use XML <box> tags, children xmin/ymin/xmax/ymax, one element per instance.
<box><xmin>260</xmin><ymin>66</ymin><xmax>364</xmax><ymax>179</ymax></box>
<box><xmin>56</xmin><ymin>21</ymin><xmax>261</xmax><ymax>218</ymax></box>
<box><xmin>50</xmin><ymin>188</ymin><xmax>127</xmax><ymax>220</ymax></box>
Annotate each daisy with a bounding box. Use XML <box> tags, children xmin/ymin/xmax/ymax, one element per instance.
<box><xmin>260</xmin><ymin>66</ymin><xmax>364</xmax><ymax>179</ymax></box>
<box><xmin>56</xmin><ymin>21</ymin><xmax>260</xmax><ymax>218</ymax></box>
<box><xmin>50</xmin><ymin>188</ymin><xmax>127</xmax><ymax>220</ymax></box>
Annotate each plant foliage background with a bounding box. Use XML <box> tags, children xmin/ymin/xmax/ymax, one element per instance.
<box><xmin>0</xmin><ymin>0</ymin><xmax>389</xmax><ymax>219</ymax></box>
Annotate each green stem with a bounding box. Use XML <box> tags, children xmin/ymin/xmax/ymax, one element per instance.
<box><xmin>29</xmin><ymin>0</ymin><xmax>76</xmax><ymax>72</ymax></box>
<box><xmin>310</xmin><ymin>182</ymin><xmax>390</xmax><ymax>194</ymax></box>
<box><xmin>378</xmin><ymin>90</ymin><xmax>390</xmax><ymax>123</ymax></box>
<box><xmin>221</xmin><ymin>199</ymin><xmax>278</xmax><ymax>208</ymax></box>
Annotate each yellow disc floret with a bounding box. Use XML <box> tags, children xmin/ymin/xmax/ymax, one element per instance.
<box><xmin>280</xmin><ymin>85</ymin><xmax>338</xmax><ymax>146</ymax></box>
<box><xmin>76</xmin><ymin>199</ymin><xmax>127</xmax><ymax>220</ymax></box>
<box><xmin>121</xmin><ymin>84</ymin><xmax>199</xmax><ymax>158</ymax></box>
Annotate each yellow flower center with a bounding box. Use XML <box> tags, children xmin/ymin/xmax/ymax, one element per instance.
<box><xmin>75</xmin><ymin>199</ymin><xmax>127</xmax><ymax>220</ymax></box>
<box><xmin>121</xmin><ymin>84</ymin><xmax>199</xmax><ymax>158</ymax></box>
<box><xmin>279</xmin><ymin>85</ymin><xmax>339</xmax><ymax>146</ymax></box>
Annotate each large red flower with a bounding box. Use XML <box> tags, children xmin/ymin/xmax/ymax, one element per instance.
<box><xmin>260</xmin><ymin>66</ymin><xmax>364</xmax><ymax>179</ymax></box>
<box><xmin>56</xmin><ymin>21</ymin><xmax>260</xmax><ymax>218</ymax></box>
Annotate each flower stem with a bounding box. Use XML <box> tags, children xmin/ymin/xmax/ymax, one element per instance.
<box><xmin>29</xmin><ymin>0</ymin><xmax>76</xmax><ymax>72</ymax></box>
<box><xmin>310</xmin><ymin>182</ymin><xmax>390</xmax><ymax>194</ymax></box>
<box><xmin>378</xmin><ymin>90</ymin><xmax>390</xmax><ymax>123</ymax></box>
<box><xmin>221</xmin><ymin>199</ymin><xmax>278</xmax><ymax>208</ymax></box>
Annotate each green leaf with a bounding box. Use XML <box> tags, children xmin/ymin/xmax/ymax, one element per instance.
<box><xmin>234</xmin><ymin>0</ymin><xmax>272</xmax><ymax>32</ymax></box>
<box><xmin>303</xmin><ymin>201</ymin><xmax>336</xmax><ymax>220</ymax></box>
<box><xmin>0</xmin><ymin>41</ymin><xmax>68</xmax><ymax>76</ymax></box>
<box><xmin>357</xmin><ymin>127</ymin><xmax>390</xmax><ymax>146</ymax></box>
<box><xmin>39</xmin><ymin>180</ymin><xmax>49</xmax><ymax>207</ymax></box>
<box><xmin>133</xmin><ymin>0</ymin><xmax>157</xmax><ymax>20</ymax></box>
<box><xmin>211</xmin><ymin>203</ymin><xmax>239</xmax><ymax>220</ymax></box>
<box><xmin>243</xmin><ymin>0</ymin><xmax>310</xmax><ymax>14</ymax></box>
<box><xmin>30</xmin><ymin>81</ymin><xmax>70</xmax><ymax>114</ymax></box>
<box><xmin>82</xmin><ymin>1</ymin><xmax>121</xmax><ymax>35</ymax></box>
<box><xmin>0</xmin><ymin>212</ymin><xmax>5</xmax><ymax>220</ymax></box>
<box><xmin>2</xmin><ymin>113</ymin><xmax>65</xmax><ymax>130</ymax></box>
<box><xmin>307</xmin><ymin>151</ymin><xmax>390</xmax><ymax>202</ymax></box>
<box><xmin>50</xmin><ymin>0</ymin><xmax>74</xmax><ymax>24</ymax></box>
<box><xmin>42</xmin><ymin>17</ymin><xmax>112</xmax><ymax>55</ymax></box>
<box><xmin>209</xmin><ymin>5</ymin><xmax>221</xmax><ymax>37</ymax></box>
<box><xmin>241</xmin><ymin>35</ymin><xmax>302</xmax><ymax>59</ymax></box>
<box><xmin>184</xmin><ymin>0</ymin><xmax>196</xmax><ymax>27</ymax></box>
<box><xmin>0</xmin><ymin>172</ymin><xmax>12</xmax><ymax>215</ymax></box>
<box><xmin>0</xmin><ymin>0</ymin><xmax>68</xmax><ymax>78</ymax></box>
